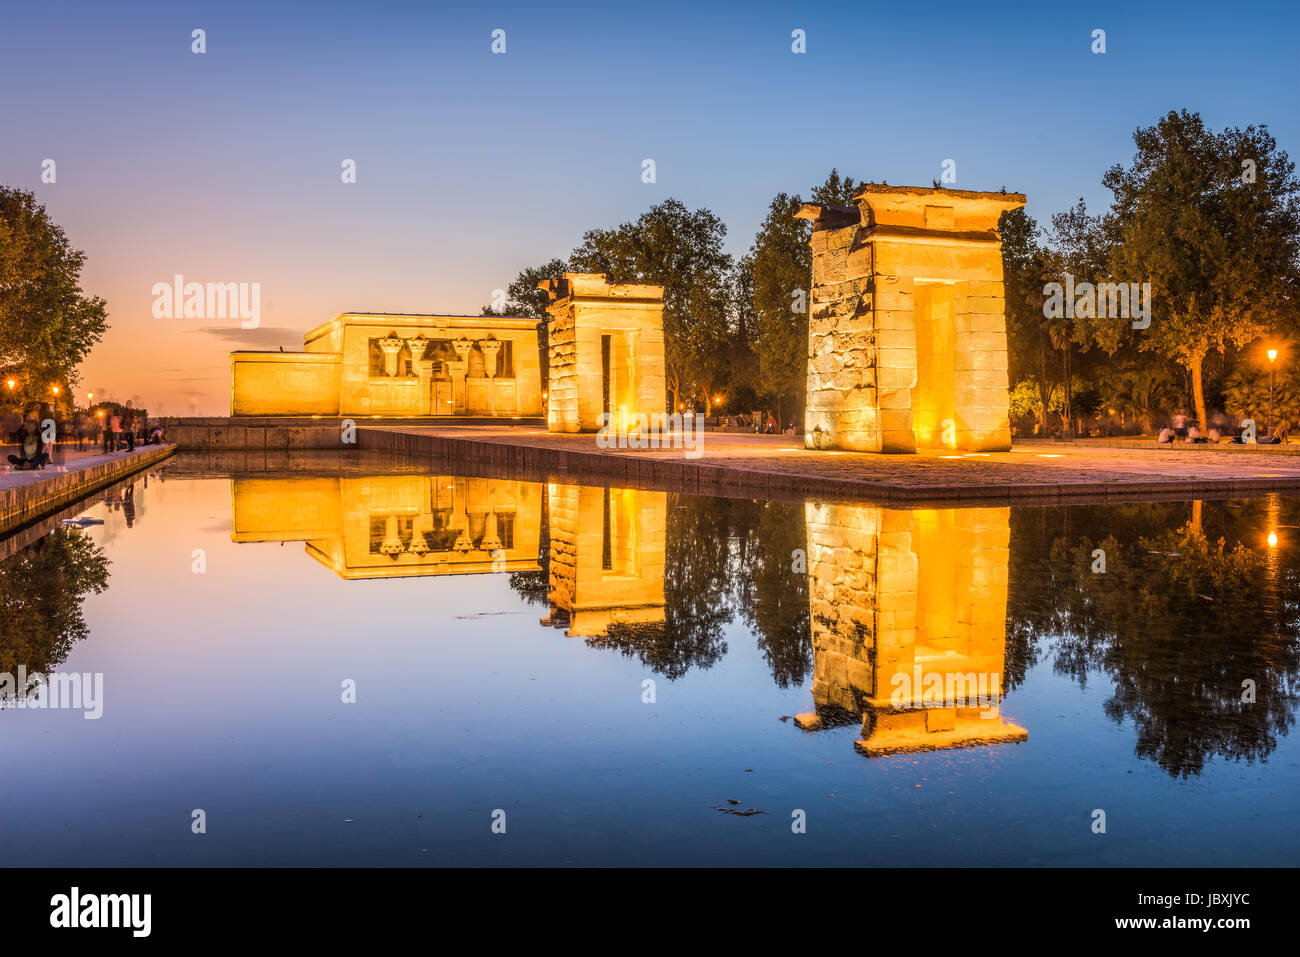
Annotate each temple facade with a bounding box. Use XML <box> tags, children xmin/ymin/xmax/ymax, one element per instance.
<box><xmin>230</xmin><ymin>313</ymin><xmax>544</xmax><ymax>417</ymax></box>
<box><xmin>798</xmin><ymin>184</ymin><xmax>1025</xmax><ymax>453</ymax></box>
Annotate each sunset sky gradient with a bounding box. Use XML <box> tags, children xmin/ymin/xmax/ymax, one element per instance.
<box><xmin>2</xmin><ymin>0</ymin><xmax>1296</xmax><ymax>413</ymax></box>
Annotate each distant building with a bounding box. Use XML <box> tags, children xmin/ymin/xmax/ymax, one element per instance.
<box><xmin>230</xmin><ymin>313</ymin><xmax>543</xmax><ymax>417</ymax></box>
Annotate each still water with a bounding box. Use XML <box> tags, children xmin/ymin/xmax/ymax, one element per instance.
<box><xmin>1</xmin><ymin>457</ymin><xmax>1297</xmax><ymax>866</ymax></box>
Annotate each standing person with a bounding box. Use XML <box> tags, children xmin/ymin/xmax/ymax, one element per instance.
<box><xmin>122</xmin><ymin>408</ymin><xmax>136</xmax><ymax>452</ymax></box>
<box><xmin>108</xmin><ymin>410</ymin><xmax>123</xmax><ymax>452</ymax></box>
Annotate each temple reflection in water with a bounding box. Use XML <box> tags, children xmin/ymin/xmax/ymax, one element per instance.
<box><xmin>230</xmin><ymin>472</ymin><xmax>1026</xmax><ymax>757</ymax></box>
<box><xmin>798</xmin><ymin>503</ymin><xmax>1027</xmax><ymax>756</ymax></box>
<box><xmin>541</xmin><ymin>484</ymin><xmax>666</xmax><ymax>637</ymax></box>
<box><xmin>232</xmin><ymin>475</ymin><xmax>542</xmax><ymax>579</ymax></box>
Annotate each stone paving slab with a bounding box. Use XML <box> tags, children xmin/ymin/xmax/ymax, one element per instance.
<box><xmin>358</xmin><ymin>425</ymin><xmax>1300</xmax><ymax>505</ymax></box>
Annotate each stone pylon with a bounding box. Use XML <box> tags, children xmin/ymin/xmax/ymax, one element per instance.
<box><xmin>538</xmin><ymin>273</ymin><xmax>666</xmax><ymax>433</ymax></box>
<box><xmin>797</xmin><ymin>184</ymin><xmax>1026</xmax><ymax>453</ymax></box>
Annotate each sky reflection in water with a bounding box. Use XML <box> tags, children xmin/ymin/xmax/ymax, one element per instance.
<box><xmin>0</xmin><ymin>460</ymin><xmax>1296</xmax><ymax>866</ymax></box>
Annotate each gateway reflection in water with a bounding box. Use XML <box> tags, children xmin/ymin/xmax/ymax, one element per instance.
<box><xmin>800</xmin><ymin>503</ymin><xmax>1027</xmax><ymax>756</ymax></box>
<box><xmin>228</xmin><ymin>472</ymin><xmax>1024</xmax><ymax>758</ymax></box>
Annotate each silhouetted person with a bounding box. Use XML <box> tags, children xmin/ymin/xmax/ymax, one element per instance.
<box><xmin>122</xmin><ymin>409</ymin><xmax>135</xmax><ymax>452</ymax></box>
<box><xmin>7</xmin><ymin>421</ymin><xmax>49</xmax><ymax>469</ymax></box>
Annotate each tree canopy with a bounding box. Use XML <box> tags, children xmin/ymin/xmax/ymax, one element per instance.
<box><xmin>0</xmin><ymin>187</ymin><xmax>109</xmax><ymax>391</ymax></box>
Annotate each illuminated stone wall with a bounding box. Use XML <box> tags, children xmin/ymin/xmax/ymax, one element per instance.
<box><xmin>230</xmin><ymin>313</ymin><xmax>543</xmax><ymax>417</ymax></box>
<box><xmin>799</xmin><ymin>502</ymin><xmax>1027</xmax><ymax>756</ymax></box>
<box><xmin>230</xmin><ymin>352</ymin><xmax>341</xmax><ymax>416</ymax></box>
<box><xmin>539</xmin><ymin>273</ymin><xmax>665</xmax><ymax>433</ymax></box>
<box><xmin>798</xmin><ymin>185</ymin><xmax>1026</xmax><ymax>453</ymax></box>
<box><xmin>545</xmin><ymin>482</ymin><xmax>666</xmax><ymax>636</ymax></box>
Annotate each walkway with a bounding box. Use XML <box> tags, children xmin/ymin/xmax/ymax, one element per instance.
<box><xmin>357</xmin><ymin>425</ymin><xmax>1300</xmax><ymax>504</ymax></box>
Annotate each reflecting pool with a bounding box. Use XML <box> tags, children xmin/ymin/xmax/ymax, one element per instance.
<box><xmin>1</xmin><ymin>458</ymin><xmax>1297</xmax><ymax>866</ymax></box>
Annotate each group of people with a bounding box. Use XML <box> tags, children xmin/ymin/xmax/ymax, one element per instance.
<box><xmin>4</xmin><ymin>406</ymin><xmax>166</xmax><ymax>471</ymax></box>
<box><xmin>1157</xmin><ymin>417</ymin><xmax>1290</xmax><ymax>445</ymax></box>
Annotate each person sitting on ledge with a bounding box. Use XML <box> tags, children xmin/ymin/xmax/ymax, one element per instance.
<box><xmin>7</xmin><ymin>422</ymin><xmax>50</xmax><ymax>470</ymax></box>
<box><xmin>1262</xmin><ymin>422</ymin><xmax>1290</xmax><ymax>445</ymax></box>
<box><xmin>1188</xmin><ymin>424</ymin><xmax>1206</xmax><ymax>443</ymax></box>
<box><xmin>1157</xmin><ymin>426</ymin><xmax>1175</xmax><ymax>444</ymax></box>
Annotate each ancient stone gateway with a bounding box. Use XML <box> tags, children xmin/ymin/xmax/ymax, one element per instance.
<box><xmin>539</xmin><ymin>273</ymin><xmax>666</xmax><ymax>434</ymax></box>
<box><xmin>797</xmin><ymin>185</ymin><xmax>1026</xmax><ymax>453</ymax></box>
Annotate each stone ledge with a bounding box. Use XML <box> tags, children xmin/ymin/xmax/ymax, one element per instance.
<box><xmin>0</xmin><ymin>445</ymin><xmax>175</xmax><ymax>536</ymax></box>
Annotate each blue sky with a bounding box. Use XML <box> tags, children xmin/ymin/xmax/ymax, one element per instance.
<box><xmin>1</xmin><ymin>0</ymin><xmax>1297</xmax><ymax>412</ymax></box>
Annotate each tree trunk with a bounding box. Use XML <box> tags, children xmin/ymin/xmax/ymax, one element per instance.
<box><xmin>1062</xmin><ymin>346</ymin><xmax>1073</xmax><ymax>434</ymax></box>
<box><xmin>1189</xmin><ymin>351</ymin><xmax>1208</xmax><ymax>431</ymax></box>
<box><xmin>1039</xmin><ymin>343</ymin><xmax>1051</xmax><ymax>437</ymax></box>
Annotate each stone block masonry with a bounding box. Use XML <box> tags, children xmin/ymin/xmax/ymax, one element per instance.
<box><xmin>798</xmin><ymin>184</ymin><xmax>1026</xmax><ymax>453</ymax></box>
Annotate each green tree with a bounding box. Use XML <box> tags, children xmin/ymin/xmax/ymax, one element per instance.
<box><xmin>746</xmin><ymin>170</ymin><xmax>859</xmax><ymax>425</ymax></box>
<box><xmin>569</xmin><ymin>199</ymin><xmax>733</xmax><ymax>411</ymax></box>
<box><xmin>481</xmin><ymin>257</ymin><xmax>568</xmax><ymax>387</ymax></box>
<box><xmin>999</xmin><ymin>207</ymin><xmax>1054</xmax><ymax>436</ymax></box>
<box><xmin>1042</xmin><ymin>199</ymin><xmax>1108</xmax><ymax>433</ymax></box>
<box><xmin>0</xmin><ymin>187</ymin><xmax>109</xmax><ymax>389</ymax></box>
<box><xmin>1089</xmin><ymin>110</ymin><xmax>1300</xmax><ymax>428</ymax></box>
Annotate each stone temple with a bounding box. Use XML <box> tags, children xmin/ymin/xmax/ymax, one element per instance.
<box><xmin>797</xmin><ymin>184</ymin><xmax>1025</xmax><ymax>453</ymax></box>
<box><xmin>227</xmin><ymin>273</ymin><xmax>669</xmax><ymax>433</ymax></box>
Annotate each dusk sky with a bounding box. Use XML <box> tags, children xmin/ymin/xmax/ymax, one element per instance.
<box><xmin>2</xmin><ymin>0</ymin><xmax>1296</xmax><ymax>414</ymax></box>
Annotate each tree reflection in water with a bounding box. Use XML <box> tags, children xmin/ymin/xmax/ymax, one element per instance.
<box><xmin>1007</xmin><ymin>498</ymin><xmax>1300</xmax><ymax>778</ymax></box>
<box><xmin>586</xmin><ymin>496</ymin><xmax>810</xmax><ymax>683</ymax></box>
<box><xmin>0</xmin><ymin>527</ymin><xmax>111</xmax><ymax>701</ymax></box>
<box><xmin>528</xmin><ymin>484</ymin><xmax>1299</xmax><ymax>777</ymax></box>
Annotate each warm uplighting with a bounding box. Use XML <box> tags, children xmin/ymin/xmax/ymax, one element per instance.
<box><xmin>1268</xmin><ymin>531</ymin><xmax>1279</xmax><ymax>548</ymax></box>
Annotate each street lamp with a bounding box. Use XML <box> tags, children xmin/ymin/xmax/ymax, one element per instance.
<box><xmin>87</xmin><ymin>391</ymin><xmax>94</xmax><ymax>402</ymax></box>
<box><xmin>5</xmin><ymin>379</ymin><xmax>14</xmax><ymax>390</ymax></box>
<box><xmin>1268</xmin><ymin>348</ymin><xmax>1279</xmax><ymax>437</ymax></box>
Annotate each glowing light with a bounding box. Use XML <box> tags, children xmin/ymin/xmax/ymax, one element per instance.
<box><xmin>1268</xmin><ymin>349</ymin><xmax>1279</xmax><ymax>363</ymax></box>
<box><xmin>51</xmin><ymin>385</ymin><xmax>60</xmax><ymax>395</ymax></box>
<box><xmin>1037</xmin><ymin>453</ymin><xmax>1065</xmax><ymax>458</ymax></box>
<box><xmin>1268</xmin><ymin>531</ymin><xmax>1278</xmax><ymax>548</ymax></box>
<box><xmin>86</xmin><ymin>391</ymin><xmax>94</xmax><ymax>401</ymax></box>
<box><xmin>5</xmin><ymin>379</ymin><xmax>14</xmax><ymax>390</ymax></box>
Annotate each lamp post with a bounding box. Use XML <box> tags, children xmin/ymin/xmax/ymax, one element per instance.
<box><xmin>1268</xmin><ymin>349</ymin><xmax>1279</xmax><ymax>437</ymax></box>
